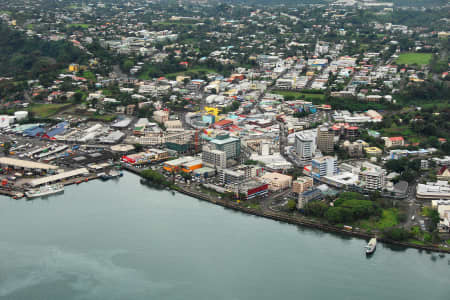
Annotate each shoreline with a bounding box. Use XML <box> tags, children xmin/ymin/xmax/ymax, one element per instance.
<box><xmin>127</xmin><ymin>166</ymin><xmax>450</xmax><ymax>254</ymax></box>
<box><xmin>3</xmin><ymin>166</ymin><xmax>449</xmax><ymax>254</ymax></box>
<box><xmin>175</xmin><ymin>183</ymin><xmax>450</xmax><ymax>254</ymax></box>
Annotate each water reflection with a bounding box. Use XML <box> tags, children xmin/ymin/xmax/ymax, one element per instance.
<box><xmin>382</xmin><ymin>243</ymin><xmax>407</xmax><ymax>252</ymax></box>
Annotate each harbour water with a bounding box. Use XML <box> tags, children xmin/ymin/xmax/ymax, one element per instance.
<box><xmin>0</xmin><ymin>173</ymin><xmax>449</xmax><ymax>300</ymax></box>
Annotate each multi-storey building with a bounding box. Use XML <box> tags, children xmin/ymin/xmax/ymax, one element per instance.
<box><xmin>311</xmin><ymin>156</ymin><xmax>337</xmax><ymax>178</ymax></box>
<box><xmin>295</xmin><ymin>132</ymin><xmax>316</xmax><ymax>165</ymax></box>
<box><xmin>317</xmin><ymin>125</ymin><xmax>334</xmax><ymax>154</ymax></box>
<box><xmin>383</xmin><ymin>136</ymin><xmax>404</xmax><ymax>148</ymax></box>
<box><xmin>218</xmin><ymin>169</ymin><xmax>245</xmax><ymax>185</ymax></box>
<box><xmin>359</xmin><ymin>168</ymin><xmax>386</xmax><ymax>190</ymax></box>
<box><xmin>153</xmin><ymin>110</ymin><xmax>169</xmax><ymax>123</ymax></box>
<box><xmin>210</xmin><ymin>134</ymin><xmax>241</xmax><ymax>160</ymax></box>
<box><xmin>202</xmin><ymin>149</ymin><xmax>227</xmax><ymax>169</ymax></box>
<box><xmin>292</xmin><ymin>176</ymin><xmax>314</xmax><ymax>195</ymax></box>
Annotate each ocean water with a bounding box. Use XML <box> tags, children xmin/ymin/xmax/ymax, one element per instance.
<box><xmin>0</xmin><ymin>173</ymin><xmax>448</xmax><ymax>300</ymax></box>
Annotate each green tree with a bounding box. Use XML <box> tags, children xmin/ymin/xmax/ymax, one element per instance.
<box><xmin>72</xmin><ymin>92</ymin><xmax>83</xmax><ymax>103</ymax></box>
<box><xmin>287</xmin><ymin>199</ymin><xmax>296</xmax><ymax>211</ymax></box>
<box><xmin>3</xmin><ymin>142</ymin><xmax>11</xmax><ymax>156</ymax></box>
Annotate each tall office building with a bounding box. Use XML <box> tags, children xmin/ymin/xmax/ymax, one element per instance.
<box><xmin>317</xmin><ymin>125</ymin><xmax>334</xmax><ymax>154</ymax></box>
<box><xmin>202</xmin><ymin>149</ymin><xmax>227</xmax><ymax>169</ymax></box>
<box><xmin>210</xmin><ymin>134</ymin><xmax>241</xmax><ymax>160</ymax></box>
<box><xmin>295</xmin><ymin>132</ymin><xmax>316</xmax><ymax>165</ymax></box>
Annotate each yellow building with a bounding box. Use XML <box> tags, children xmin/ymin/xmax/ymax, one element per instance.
<box><xmin>176</xmin><ymin>75</ymin><xmax>191</xmax><ymax>83</ymax></box>
<box><xmin>69</xmin><ymin>63</ymin><xmax>80</xmax><ymax>72</ymax></box>
<box><xmin>364</xmin><ymin>147</ymin><xmax>383</xmax><ymax>156</ymax></box>
<box><xmin>204</xmin><ymin>107</ymin><xmax>220</xmax><ymax>117</ymax></box>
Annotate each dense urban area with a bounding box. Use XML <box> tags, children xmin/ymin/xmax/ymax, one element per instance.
<box><xmin>0</xmin><ymin>0</ymin><xmax>449</xmax><ymax>251</ymax></box>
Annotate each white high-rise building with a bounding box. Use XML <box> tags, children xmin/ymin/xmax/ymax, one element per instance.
<box><xmin>295</xmin><ymin>132</ymin><xmax>316</xmax><ymax>165</ymax></box>
<box><xmin>311</xmin><ymin>156</ymin><xmax>337</xmax><ymax>178</ymax></box>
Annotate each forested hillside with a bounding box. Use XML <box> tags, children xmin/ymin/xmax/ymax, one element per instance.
<box><xmin>0</xmin><ymin>23</ymin><xmax>86</xmax><ymax>81</ymax></box>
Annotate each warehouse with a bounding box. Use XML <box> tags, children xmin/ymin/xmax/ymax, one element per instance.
<box><xmin>193</xmin><ymin>167</ymin><xmax>216</xmax><ymax>179</ymax></box>
<box><xmin>43</xmin><ymin>122</ymin><xmax>69</xmax><ymax>138</ymax></box>
<box><xmin>28</xmin><ymin>168</ymin><xmax>90</xmax><ymax>187</ymax></box>
<box><xmin>122</xmin><ymin>149</ymin><xmax>169</xmax><ymax>165</ymax></box>
<box><xmin>162</xmin><ymin>156</ymin><xmax>196</xmax><ymax>173</ymax></box>
<box><xmin>0</xmin><ymin>157</ymin><xmax>59</xmax><ymax>171</ymax></box>
<box><xmin>100</xmin><ymin>131</ymin><xmax>125</xmax><ymax>144</ymax></box>
<box><xmin>181</xmin><ymin>159</ymin><xmax>203</xmax><ymax>173</ymax></box>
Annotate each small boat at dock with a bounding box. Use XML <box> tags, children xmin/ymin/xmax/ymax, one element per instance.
<box><xmin>99</xmin><ymin>170</ymin><xmax>123</xmax><ymax>181</ymax></box>
<box><xmin>365</xmin><ymin>238</ymin><xmax>377</xmax><ymax>255</ymax></box>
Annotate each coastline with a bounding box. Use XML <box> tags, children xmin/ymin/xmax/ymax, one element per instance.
<box><xmin>126</xmin><ymin>166</ymin><xmax>450</xmax><ymax>254</ymax></box>
<box><xmin>3</xmin><ymin>165</ymin><xmax>448</xmax><ymax>254</ymax></box>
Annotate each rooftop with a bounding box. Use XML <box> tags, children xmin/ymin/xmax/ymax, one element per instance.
<box><xmin>0</xmin><ymin>157</ymin><xmax>59</xmax><ymax>170</ymax></box>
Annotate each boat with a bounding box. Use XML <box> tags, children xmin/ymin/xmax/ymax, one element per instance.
<box><xmin>100</xmin><ymin>170</ymin><xmax>123</xmax><ymax>180</ymax></box>
<box><xmin>12</xmin><ymin>192</ymin><xmax>24</xmax><ymax>199</ymax></box>
<box><xmin>365</xmin><ymin>238</ymin><xmax>377</xmax><ymax>255</ymax></box>
<box><xmin>25</xmin><ymin>184</ymin><xmax>64</xmax><ymax>199</ymax></box>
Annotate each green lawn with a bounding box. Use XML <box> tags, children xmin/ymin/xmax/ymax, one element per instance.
<box><xmin>87</xmin><ymin>114</ymin><xmax>117</xmax><ymax>122</ymax></box>
<box><xmin>357</xmin><ymin>208</ymin><xmax>399</xmax><ymax>231</ymax></box>
<box><xmin>379</xmin><ymin>125</ymin><xmax>423</xmax><ymax>142</ymax></box>
<box><xmin>139</xmin><ymin>66</ymin><xmax>217</xmax><ymax>80</ymax></box>
<box><xmin>67</xmin><ymin>24</ymin><xmax>90</xmax><ymax>29</ymax></box>
<box><xmin>30</xmin><ymin>103</ymin><xmax>73</xmax><ymax>118</ymax></box>
<box><xmin>273</xmin><ymin>90</ymin><xmax>325</xmax><ymax>101</ymax></box>
<box><xmin>395</xmin><ymin>53</ymin><xmax>432</xmax><ymax>65</ymax></box>
<box><xmin>82</xmin><ymin>71</ymin><xmax>96</xmax><ymax>81</ymax></box>
<box><xmin>164</xmin><ymin>67</ymin><xmax>217</xmax><ymax>78</ymax></box>
<box><xmin>407</xmin><ymin>239</ymin><xmax>427</xmax><ymax>246</ymax></box>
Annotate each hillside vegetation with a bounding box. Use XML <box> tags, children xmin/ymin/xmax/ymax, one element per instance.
<box><xmin>0</xmin><ymin>22</ymin><xmax>86</xmax><ymax>81</ymax></box>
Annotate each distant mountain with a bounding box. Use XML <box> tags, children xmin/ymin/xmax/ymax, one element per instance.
<box><xmin>0</xmin><ymin>23</ymin><xmax>86</xmax><ymax>80</ymax></box>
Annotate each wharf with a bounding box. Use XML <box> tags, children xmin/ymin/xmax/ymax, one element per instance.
<box><xmin>0</xmin><ymin>188</ymin><xmax>24</xmax><ymax>198</ymax></box>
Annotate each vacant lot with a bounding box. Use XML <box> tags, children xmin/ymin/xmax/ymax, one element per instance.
<box><xmin>30</xmin><ymin>103</ymin><xmax>73</xmax><ymax>118</ymax></box>
<box><xmin>273</xmin><ymin>90</ymin><xmax>325</xmax><ymax>100</ymax></box>
<box><xmin>67</xmin><ymin>24</ymin><xmax>90</xmax><ymax>29</ymax></box>
<box><xmin>357</xmin><ymin>208</ymin><xmax>399</xmax><ymax>231</ymax></box>
<box><xmin>395</xmin><ymin>53</ymin><xmax>432</xmax><ymax>65</ymax></box>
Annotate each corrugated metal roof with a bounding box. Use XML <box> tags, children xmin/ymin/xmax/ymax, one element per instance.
<box><xmin>29</xmin><ymin>168</ymin><xmax>89</xmax><ymax>187</ymax></box>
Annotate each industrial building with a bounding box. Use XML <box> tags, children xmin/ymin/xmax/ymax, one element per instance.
<box><xmin>28</xmin><ymin>168</ymin><xmax>90</xmax><ymax>187</ymax></box>
<box><xmin>0</xmin><ymin>157</ymin><xmax>59</xmax><ymax>172</ymax></box>
<box><xmin>122</xmin><ymin>149</ymin><xmax>169</xmax><ymax>165</ymax></box>
<box><xmin>162</xmin><ymin>156</ymin><xmax>197</xmax><ymax>173</ymax></box>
